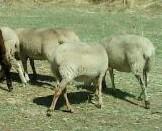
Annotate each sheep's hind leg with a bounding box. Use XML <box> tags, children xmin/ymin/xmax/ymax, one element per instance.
<box><xmin>63</xmin><ymin>88</ymin><xmax>74</xmax><ymax>113</ymax></box>
<box><xmin>91</xmin><ymin>79</ymin><xmax>98</xmax><ymax>104</ymax></box>
<box><xmin>47</xmin><ymin>79</ymin><xmax>70</xmax><ymax>115</ymax></box>
<box><xmin>47</xmin><ymin>85</ymin><xmax>61</xmax><ymax>116</ymax></box>
<box><xmin>135</xmin><ymin>74</ymin><xmax>150</xmax><ymax>109</ymax></box>
<box><xmin>143</xmin><ymin>70</ymin><xmax>150</xmax><ymax>109</ymax></box>
<box><xmin>22</xmin><ymin>57</ymin><xmax>30</xmax><ymax>82</ymax></box>
<box><xmin>135</xmin><ymin>74</ymin><xmax>144</xmax><ymax>101</ymax></box>
<box><xmin>96</xmin><ymin>73</ymin><xmax>105</xmax><ymax>109</ymax></box>
<box><xmin>109</xmin><ymin>68</ymin><xmax>115</xmax><ymax>89</ymax></box>
<box><xmin>29</xmin><ymin>59</ymin><xmax>37</xmax><ymax>80</ymax></box>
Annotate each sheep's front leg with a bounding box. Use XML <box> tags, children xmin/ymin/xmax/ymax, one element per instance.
<box><xmin>4</xmin><ymin>65</ymin><xmax>12</xmax><ymax>91</ymax></box>
<box><xmin>96</xmin><ymin>73</ymin><xmax>104</xmax><ymax>108</ymax></box>
<box><xmin>10</xmin><ymin>58</ymin><xmax>27</xmax><ymax>86</ymax></box>
<box><xmin>16</xmin><ymin>62</ymin><xmax>27</xmax><ymax>86</ymax></box>
<box><xmin>109</xmin><ymin>68</ymin><xmax>115</xmax><ymax>88</ymax></box>
<box><xmin>1</xmin><ymin>59</ymin><xmax>12</xmax><ymax>91</ymax></box>
<box><xmin>29</xmin><ymin>59</ymin><xmax>37</xmax><ymax>79</ymax></box>
<box><xmin>21</xmin><ymin>56</ymin><xmax>30</xmax><ymax>82</ymax></box>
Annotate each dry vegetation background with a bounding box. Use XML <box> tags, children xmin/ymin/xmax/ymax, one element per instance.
<box><xmin>1</xmin><ymin>0</ymin><xmax>162</xmax><ymax>8</ymax></box>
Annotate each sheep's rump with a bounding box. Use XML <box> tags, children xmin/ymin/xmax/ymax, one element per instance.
<box><xmin>51</xmin><ymin>43</ymin><xmax>108</xmax><ymax>81</ymax></box>
<box><xmin>101</xmin><ymin>34</ymin><xmax>155</xmax><ymax>72</ymax></box>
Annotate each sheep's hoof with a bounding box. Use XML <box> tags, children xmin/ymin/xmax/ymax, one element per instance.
<box><xmin>91</xmin><ymin>95</ymin><xmax>98</xmax><ymax>104</ymax></box>
<box><xmin>145</xmin><ymin>101</ymin><xmax>150</xmax><ymax>109</ymax></box>
<box><xmin>25</xmin><ymin>76</ymin><xmax>30</xmax><ymax>82</ymax></box>
<box><xmin>8</xmin><ymin>85</ymin><xmax>13</xmax><ymax>92</ymax></box>
<box><xmin>8</xmin><ymin>87</ymin><xmax>13</xmax><ymax>92</ymax></box>
<box><xmin>137</xmin><ymin>96</ymin><xmax>143</xmax><ymax>101</ymax></box>
<box><xmin>22</xmin><ymin>83</ymin><xmax>27</xmax><ymax>88</ymax></box>
<box><xmin>69</xmin><ymin>108</ymin><xmax>75</xmax><ymax>113</ymax></box>
<box><xmin>46</xmin><ymin>112</ymin><xmax>52</xmax><ymax>117</ymax></box>
<box><xmin>91</xmin><ymin>98</ymin><xmax>97</xmax><ymax>105</ymax></box>
<box><xmin>96</xmin><ymin>103</ymin><xmax>102</xmax><ymax>109</ymax></box>
<box><xmin>47</xmin><ymin>108</ymin><xmax>54</xmax><ymax>117</ymax></box>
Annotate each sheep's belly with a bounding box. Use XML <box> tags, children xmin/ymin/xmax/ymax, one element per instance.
<box><xmin>110</xmin><ymin>62</ymin><xmax>131</xmax><ymax>72</ymax></box>
<box><xmin>75</xmin><ymin>75</ymin><xmax>97</xmax><ymax>83</ymax></box>
<box><xmin>28</xmin><ymin>55</ymin><xmax>45</xmax><ymax>60</ymax></box>
<box><xmin>25</xmin><ymin>50</ymin><xmax>45</xmax><ymax>60</ymax></box>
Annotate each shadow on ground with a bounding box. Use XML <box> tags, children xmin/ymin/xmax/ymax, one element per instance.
<box><xmin>76</xmin><ymin>81</ymin><xmax>138</xmax><ymax>106</ymax></box>
<box><xmin>9</xmin><ymin>72</ymin><xmax>143</xmax><ymax>108</ymax></box>
<box><xmin>33</xmin><ymin>91</ymin><xmax>92</xmax><ymax>110</ymax></box>
<box><xmin>0</xmin><ymin>85</ymin><xmax>9</xmax><ymax>92</ymax></box>
<box><xmin>103</xmin><ymin>86</ymin><xmax>144</xmax><ymax>107</ymax></box>
<box><xmin>11</xmin><ymin>72</ymin><xmax>54</xmax><ymax>87</ymax></box>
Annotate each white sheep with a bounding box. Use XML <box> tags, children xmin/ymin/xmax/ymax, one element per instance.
<box><xmin>15</xmin><ymin>28</ymin><xmax>80</xmax><ymax>81</ymax></box>
<box><xmin>47</xmin><ymin>42</ymin><xmax>108</xmax><ymax>114</ymax></box>
<box><xmin>101</xmin><ymin>34</ymin><xmax>155</xmax><ymax>109</ymax></box>
<box><xmin>0</xmin><ymin>27</ymin><xmax>27</xmax><ymax>87</ymax></box>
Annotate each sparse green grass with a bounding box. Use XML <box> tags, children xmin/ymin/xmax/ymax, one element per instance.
<box><xmin>0</xmin><ymin>3</ymin><xmax>162</xmax><ymax>131</ymax></box>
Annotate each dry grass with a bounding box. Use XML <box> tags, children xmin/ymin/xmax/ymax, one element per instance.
<box><xmin>0</xmin><ymin>2</ymin><xmax>162</xmax><ymax>131</ymax></box>
<box><xmin>2</xmin><ymin>0</ymin><xmax>162</xmax><ymax>9</ymax></box>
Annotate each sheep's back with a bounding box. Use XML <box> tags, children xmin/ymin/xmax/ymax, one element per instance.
<box><xmin>16</xmin><ymin>28</ymin><xmax>80</xmax><ymax>60</ymax></box>
<box><xmin>54</xmin><ymin>43</ymin><xmax>108</xmax><ymax>78</ymax></box>
<box><xmin>55</xmin><ymin>28</ymin><xmax>80</xmax><ymax>42</ymax></box>
<box><xmin>101</xmin><ymin>34</ymin><xmax>155</xmax><ymax>72</ymax></box>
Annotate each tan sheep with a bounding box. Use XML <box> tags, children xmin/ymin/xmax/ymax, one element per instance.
<box><xmin>47</xmin><ymin>42</ymin><xmax>108</xmax><ymax>114</ymax></box>
<box><xmin>0</xmin><ymin>27</ymin><xmax>27</xmax><ymax>88</ymax></box>
<box><xmin>101</xmin><ymin>34</ymin><xmax>155</xmax><ymax>109</ymax></box>
<box><xmin>15</xmin><ymin>28</ymin><xmax>80</xmax><ymax>81</ymax></box>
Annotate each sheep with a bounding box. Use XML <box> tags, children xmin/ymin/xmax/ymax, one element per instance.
<box><xmin>0</xmin><ymin>29</ymin><xmax>12</xmax><ymax>91</ymax></box>
<box><xmin>101</xmin><ymin>34</ymin><xmax>155</xmax><ymax>109</ymax></box>
<box><xmin>47</xmin><ymin>42</ymin><xmax>108</xmax><ymax>114</ymax></box>
<box><xmin>15</xmin><ymin>28</ymin><xmax>80</xmax><ymax>81</ymax></box>
<box><xmin>0</xmin><ymin>27</ymin><xmax>27</xmax><ymax>90</ymax></box>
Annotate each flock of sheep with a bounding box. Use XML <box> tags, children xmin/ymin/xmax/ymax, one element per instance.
<box><xmin>0</xmin><ymin>26</ymin><xmax>155</xmax><ymax>116</ymax></box>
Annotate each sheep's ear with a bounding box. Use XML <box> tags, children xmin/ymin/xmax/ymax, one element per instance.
<box><xmin>58</xmin><ymin>40</ymin><xmax>64</xmax><ymax>45</ymax></box>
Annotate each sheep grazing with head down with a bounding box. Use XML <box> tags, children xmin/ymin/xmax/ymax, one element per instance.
<box><xmin>46</xmin><ymin>42</ymin><xmax>108</xmax><ymax>115</ymax></box>
<box><xmin>15</xmin><ymin>28</ymin><xmax>80</xmax><ymax>82</ymax></box>
<box><xmin>101</xmin><ymin>34</ymin><xmax>155</xmax><ymax>109</ymax></box>
<box><xmin>0</xmin><ymin>27</ymin><xmax>27</xmax><ymax>91</ymax></box>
